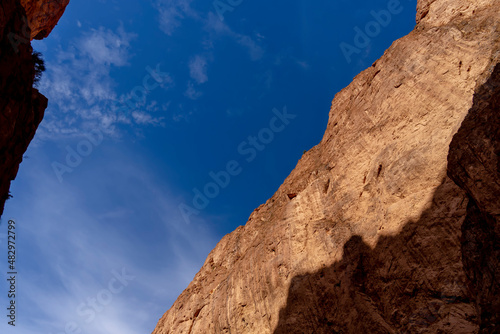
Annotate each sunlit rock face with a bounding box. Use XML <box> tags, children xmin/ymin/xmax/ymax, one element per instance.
<box><xmin>20</xmin><ymin>0</ymin><xmax>70</xmax><ymax>40</ymax></box>
<box><xmin>152</xmin><ymin>0</ymin><xmax>499</xmax><ymax>333</ymax></box>
<box><xmin>0</xmin><ymin>0</ymin><xmax>69</xmax><ymax>216</ymax></box>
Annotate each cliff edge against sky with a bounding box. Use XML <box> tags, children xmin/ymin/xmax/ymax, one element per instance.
<box><xmin>0</xmin><ymin>0</ymin><xmax>70</xmax><ymax>216</ymax></box>
<box><xmin>152</xmin><ymin>0</ymin><xmax>499</xmax><ymax>333</ymax></box>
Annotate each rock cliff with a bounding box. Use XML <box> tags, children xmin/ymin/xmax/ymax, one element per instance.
<box><xmin>20</xmin><ymin>0</ymin><xmax>70</xmax><ymax>40</ymax></box>
<box><xmin>152</xmin><ymin>0</ymin><xmax>499</xmax><ymax>333</ymax></box>
<box><xmin>0</xmin><ymin>0</ymin><xmax>69</xmax><ymax>217</ymax></box>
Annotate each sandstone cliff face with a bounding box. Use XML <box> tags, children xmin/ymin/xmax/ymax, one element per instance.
<box><xmin>152</xmin><ymin>0</ymin><xmax>500</xmax><ymax>333</ymax></box>
<box><xmin>20</xmin><ymin>0</ymin><xmax>70</xmax><ymax>40</ymax></box>
<box><xmin>0</xmin><ymin>0</ymin><xmax>69</xmax><ymax>216</ymax></box>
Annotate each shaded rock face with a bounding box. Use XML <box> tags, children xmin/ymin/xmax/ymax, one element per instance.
<box><xmin>0</xmin><ymin>0</ymin><xmax>68</xmax><ymax>217</ymax></box>
<box><xmin>152</xmin><ymin>0</ymin><xmax>499</xmax><ymax>333</ymax></box>
<box><xmin>274</xmin><ymin>178</ymin><xmax>473</xmax><ymax>334</ymax></box>
<box><xmin>448</xmin><ymin>63</ymin><xmax>500</xmax><ymax>333</ymax></box>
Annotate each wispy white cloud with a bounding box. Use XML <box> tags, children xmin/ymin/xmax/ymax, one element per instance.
<box><xmin>205</xmin><ymin>12</ymin><xmax>265</xmax><ymax>61</ymax></box>
<box><xmin>188</xmin><ymin>55</ymin><xmax>208</xmax><ymax>84</ymax></box>
<box><xmin>153</xmin><ymin>3</ymin><xmax>264</xmax><ymax>61</ymax></box>
<box><xmin>79</xmin><ymin>26</ymin><xmax>133</xmax><ymax>66</ymax></box>
<box><xmin>234</xmin><ymin>34</ymin><xmax>265</xmax><ymax>61</ymax></box>
<box><xmin>132</xmin><ymin>111</ymin><xmax>165</xmax><ymax>126</ymax></box>
<box><xmin>36</xmin><ymin>26</ymin><xmax>172</xmax><ymax>141</ymax></box>
<box><xmin>204</xmin><ymin>12</ymin><xmax>265</xmax><ymax>61</ymax></box>
<box><xmin>152</xmin><ymin>3</ymin><xmax>264</xmax><ymax>110</ymax></box>
<box><xmin>171</xmin><ymin>103</ymin><xmax>194</xmax><ymax>121</ymax></box>
<box><xmin>184</xmin><ymin>81</ymin><xmax>203</xmax><ymax>100</ymax></box>
<box><xmin>0</xmin><ymin>149</ymin><xmax>218</xmax><ymax>334</ymax></box>
<box><xmin>156</xmin><ymin>0</ymin><xmax>197</xmax><ymax>35</ymax></box>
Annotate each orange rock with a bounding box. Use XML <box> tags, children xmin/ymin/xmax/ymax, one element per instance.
<box><xmin>20</xmin><ymin>0</ymin><xmax>70</xmax><ymax>40</ymax></box>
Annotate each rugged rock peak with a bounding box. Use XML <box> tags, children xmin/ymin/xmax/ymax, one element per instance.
<box><xmin>20</xmin><ymin>0</ymin><xmax>70</xmax><ymax>40</ymax></box>
<box><xmin>152</xmin><ymin>0</ymin><xmax>499</xmax><ymax>333</ymax></box>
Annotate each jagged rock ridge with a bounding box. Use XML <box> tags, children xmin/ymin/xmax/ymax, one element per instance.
<box><xmin>0</xmin><ymin>0</ymin><xmax>69</xmax><ymax>217</ymax></box>
<box><xmin>152</xmin><ymin>0</ymin><xmax>499</xmax><ymax>333</ymax></box>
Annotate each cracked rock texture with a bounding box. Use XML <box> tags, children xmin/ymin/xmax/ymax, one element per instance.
<box><xmin>20</xmin><ymin>0</ymin><xmax>70</xmax><ymax>40</ymax></box>
<box><xmin>152</xmin><ymin>0</ymin><xmax>499</xmax><ymax>333</ymax></box>
<box><xmin>0</xmin><ymin>0</ymin><xmax>69</xmax><ymax>217</ymax></box>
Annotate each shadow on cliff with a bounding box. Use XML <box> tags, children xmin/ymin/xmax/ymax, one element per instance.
<box><xmin>273</xmin><ymin>64</ymin><xmax>499</xmax><ymax>334</ymax></box>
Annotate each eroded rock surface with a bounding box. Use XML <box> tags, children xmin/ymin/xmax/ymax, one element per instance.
<box><xmin>20</xmin><ymin>0</ymin><xmax>70</xmax><ymax>40</ymax></box>
<box><xmin>152</xmin><ymin>0</ymin><xmax>499</xmax><ymax>333</ymax></box>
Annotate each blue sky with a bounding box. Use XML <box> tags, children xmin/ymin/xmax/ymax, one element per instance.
<box><xmin>1</xmin><ymin>0</ymin><xmax>416</xmax><ymax>333</ymax></box>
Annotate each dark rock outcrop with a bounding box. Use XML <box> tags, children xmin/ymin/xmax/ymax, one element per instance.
<box><xmin>448</xmin><ymin>62</ymin><xmax>500</xmax><ymax>333</ymax></box>
<box><xmin>0</xmin><ymin>0</ymin><xmax>69</xmax><ymax>217</ymax></box>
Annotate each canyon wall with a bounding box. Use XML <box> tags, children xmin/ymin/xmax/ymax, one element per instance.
<box><xmin>0</xmin><ymin>0</ymin><xmax>69</xmax><ymax>216</ymax></box>
<box><xmin>152</xmin><ymin>0</ymin><xmax>499</xmax><ymax>333</ymax></box>
<box><xmin>20</xmin><ymin>0</ymin><xmax>70</xmax><ymax>40</ymax></box>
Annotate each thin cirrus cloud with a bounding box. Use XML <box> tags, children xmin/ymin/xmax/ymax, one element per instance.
<box><xmin>156</xmin><ymin>0</ymin><xmax>197</xmax><ymax>35</ymax></box>
<box><xmin>79</xmin><ymin>26</ymin><xmax>134</xmax><ymax>67</ymax></box>
<box><xmin>188</xmin><ymin>55</ymin><xmax>208</xmax><ymax>84</ymax></box>
<box><xmin>185</xmin><ymin>80</ymin><xmax>203</xmax><ymax>100</ymax></box>
<box><xmin>35</xmin><ymin>25</ymin><xmax>171</xmax><ymax>141</ymax></box>
<box><xmin>203</xmin><ymin>12</ymin><xmax>265</xmax><ymax>61</ymax></box>
<box><xmin>0</xmin><ymin>147</ymin><xmax>218</xmax><ymax>334</ymax></box>
<box><xmin>154</xmin><ymin>1</ymin><xmax>264</xmax><ymax>95</ymax></box>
